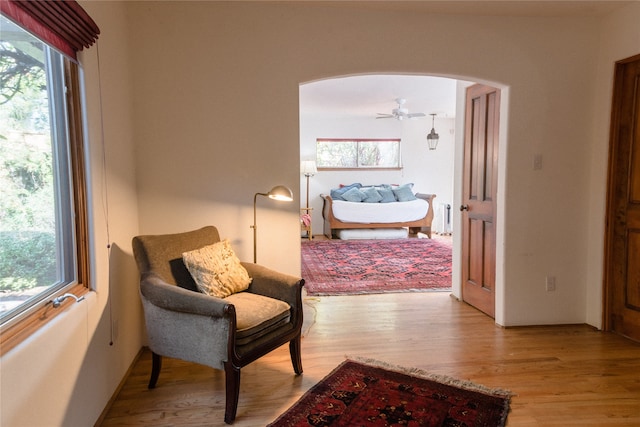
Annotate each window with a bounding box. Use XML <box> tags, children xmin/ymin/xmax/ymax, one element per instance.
<box><xmin>316</xmin><ymin>138</ymin><xmax>401</xmax><ymax>169</ymax></box>
<box><xmin>0</xmin><ymin>14</ymin><xmax>89</xmax><ymax>341</ymax></box>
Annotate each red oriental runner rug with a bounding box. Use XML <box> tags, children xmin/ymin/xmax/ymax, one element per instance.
<box><xmin>301</xmin><ymin>238</ymin><xmax>452</xmax><ymax>296</ymax></box>
<box><xmin>268</xmin><ymin>359</ymin><xmax>511</xmax><ymax>427</ymax></box>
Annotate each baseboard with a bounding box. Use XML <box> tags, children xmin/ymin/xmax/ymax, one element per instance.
<box><xmin>93</xmin><ymin>346</ymin><xmax>145</xmax><ymax>427</ymax></box>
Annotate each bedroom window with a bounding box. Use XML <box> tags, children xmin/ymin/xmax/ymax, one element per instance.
<box><xmin>316</xmin><ymin>138</ymin><xmax>401</xmax><ymax>169</ymax></box>
<box><xmin>0</xmin><ymin>13</ymin><xmax>91</xmax><ymax>350</ymax></box>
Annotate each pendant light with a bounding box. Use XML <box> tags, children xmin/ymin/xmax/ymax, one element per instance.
<box><xmin>427</xmin><ymin>113</ymin><xmax>439</xmax><ymax>150</ymax></box>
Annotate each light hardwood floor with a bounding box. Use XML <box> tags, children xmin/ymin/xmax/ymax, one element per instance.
<box><xmin>100</xmin><ymin>291</ymin><xmax>640</xmax><ymax>426</ymax></box>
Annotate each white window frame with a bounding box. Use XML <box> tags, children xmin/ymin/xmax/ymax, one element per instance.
<box><xmin>316</xmin><ymin>138</ymin><xmax>402</xmax><ymax>170</ymax></box>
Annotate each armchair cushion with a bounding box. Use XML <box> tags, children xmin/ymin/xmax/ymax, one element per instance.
<box><xmin>225</xmin><ymin>292</ymin><xmax>291</xmax><ymax>345</ymax></box>
<box><xmin>182</xmin><ymin>239</ymin><xmax>252</xmax><ymax>298</ymax></box>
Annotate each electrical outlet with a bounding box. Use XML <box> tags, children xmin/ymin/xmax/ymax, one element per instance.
<box><xmin>546</xmin><ymin>276</ymin><xmax>556</xmax><ymax>292</ymax></box>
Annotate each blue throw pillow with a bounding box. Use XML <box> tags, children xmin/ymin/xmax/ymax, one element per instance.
<box><xmin>342</xmin><ymin>187</ymin><xmax>366</xmax><ymax>202</ymax></box>
<box><xmin>377</xmin><ymin>185</ymin><xmax>396</xmax><ymax>203</ymax></box>
<box><xmin>362</xmin><ymin>187</ymin><xmax>383</xmax><ymax>203</ymax></box>
<box><xmin>393</xmin><ymin>184</ymin><xmax>417</xmax><ymax>202</ymax></box>
<box><xmin>330</xmin><ymin>183</ymin><xmax>362</xmax><ymax>201</ymax></box>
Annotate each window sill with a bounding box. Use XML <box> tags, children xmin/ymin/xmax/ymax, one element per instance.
<box><xmin>0</xmin><ymin>284</ymin><xmax>89</xmax><ymax>356</ymax></box>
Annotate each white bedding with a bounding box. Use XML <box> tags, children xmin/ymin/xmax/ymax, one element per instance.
<box><xmin>331</xmin><ymin>199</ymin><xmax>429</xmax><ymax>224</ymax></box>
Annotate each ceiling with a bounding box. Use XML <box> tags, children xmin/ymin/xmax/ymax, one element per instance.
<box><xmin>298</xmin><ymin>1</ymin><xmax>633</xmax><ymax>121</ymax></box>
<box><xmin>300</xmin><ymin>75</ymin><xmax>463</xmax><ymax>120</ymax></box>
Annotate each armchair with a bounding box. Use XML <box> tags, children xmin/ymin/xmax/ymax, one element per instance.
<box><xmin>132</xmin><ymin>226</ymin><xmax>304</xmax><ymax>424</ymax></box>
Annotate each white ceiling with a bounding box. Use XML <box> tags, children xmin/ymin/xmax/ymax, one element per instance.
<box><xmin>300</xmin><ymin>75</ymin><xmax>463</xmax><ymax>120</ymax></box>
<box><xmin>298</xmin><ymin>1</ymin><xmax>633</xmax><ymax>121</ymax></box>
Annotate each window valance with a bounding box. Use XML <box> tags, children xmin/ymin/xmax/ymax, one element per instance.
<box><xmin>0</xmin><ymin>0</ymin><xmax>99</xmax><ymax>59</ymax></box>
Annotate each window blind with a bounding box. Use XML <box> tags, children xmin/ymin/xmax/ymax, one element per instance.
<box><xmin>0</xmin><ymin>0</ymin><xmax>99</xmax><ymax>59</ymax></box>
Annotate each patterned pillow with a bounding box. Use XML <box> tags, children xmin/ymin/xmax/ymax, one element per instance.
<box><xmin>182</xmin><ymin>239</ymin><xmax>252</xmax><ymax>298</ymax></box>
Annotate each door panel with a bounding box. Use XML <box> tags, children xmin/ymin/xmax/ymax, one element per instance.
<box><xmin>606</xmin><ymin>53</ymin><xmax>640</xmax><ymax>342</ymax></box>
<box><xmin>462</xmin><ymin>84</ymin><xmax>500</xmax><ymax>318</ymax></box>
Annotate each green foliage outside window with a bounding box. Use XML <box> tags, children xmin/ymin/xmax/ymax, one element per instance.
<box><xmin>0</xmin><ymin>33</ymin><xmax>56</xmax><ymax>294</ymax></box>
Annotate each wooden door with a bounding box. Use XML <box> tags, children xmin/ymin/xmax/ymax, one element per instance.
<box><xmin>605</xmin><ymin>53</ymin><xmax>640</xmax><ymax>342</ymax></box>
<box><xmin>461</xmin><ymin>84</ymin><xmax>500</xmax><ymax>318</ymax></box>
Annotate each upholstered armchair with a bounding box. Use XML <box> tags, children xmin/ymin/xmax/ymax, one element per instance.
<box><xmin>132</xmin><ymin>226</ymin><xmax>304</xmax><ymax>424</ymax></box>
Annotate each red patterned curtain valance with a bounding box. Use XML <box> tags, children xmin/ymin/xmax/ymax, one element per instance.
<box><xmin>1</xmin><ymin>0</ymin><xmax>99</xmax><ymax>59</ymax></box>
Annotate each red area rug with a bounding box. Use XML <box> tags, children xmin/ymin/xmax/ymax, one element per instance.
<box><xmin>301</xmin><ymin>238</ymin><xmax>452</xmax><ymax>296</ymax></box>
<box><xmin>268</xmin><ymin>359</ymin><xmax>511</xmax><ymax>427</ymax></box>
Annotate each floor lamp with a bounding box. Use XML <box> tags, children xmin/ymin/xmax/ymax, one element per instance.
<box><xmin>300</xmin><ymin>160</ymin><xmax>317</xmax><ymax>209</ymax></box>
<box><xmin>252</xmin><ymin>185</ymin><xmax>293</xmax><ymax>263</ymax></box>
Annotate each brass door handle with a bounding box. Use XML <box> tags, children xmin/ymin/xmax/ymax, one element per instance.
<box><xmin>460</xmin><ymin>205</ymin><xmax>469</xmax><ymax>211</ymax></box>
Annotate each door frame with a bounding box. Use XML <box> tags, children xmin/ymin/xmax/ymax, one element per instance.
<box><xmin>452</xmin><ymin>81</ymin><xmax>509</xmax><ymax>326</ymax></box>
<box><xmin>459</xmin><ymin>84</ymin><xmax>501</xmax><ymax>319</ymax></box>
<box><xmin>602</xmin><ymin>53</ymin><xmax>640</xmax><ymax>333</ymax></box>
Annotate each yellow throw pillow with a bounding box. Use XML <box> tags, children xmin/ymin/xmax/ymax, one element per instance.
<box><xmin>182</xmin><ymin>239</ymin><xmax>252</xmax><ymax>298</ymax></box>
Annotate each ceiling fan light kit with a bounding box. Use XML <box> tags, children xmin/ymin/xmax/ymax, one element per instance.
<box><xmin>377</xmin><ymin>98</ymin><xmax>426</xmax><ymax>121</ymax></box>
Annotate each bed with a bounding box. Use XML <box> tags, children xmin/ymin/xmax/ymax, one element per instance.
<box><xmin>320</xmin><ymin>188</ymin><xmax>436</xmax><ymax>239</ymax></box>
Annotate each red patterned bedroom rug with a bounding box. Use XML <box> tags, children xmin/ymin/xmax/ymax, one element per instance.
<box><xmin>301</xmin><ymin>237</ymin><xmax>452</xmax><ymax>296</ymax></box>
<box><xmin>267</xmin><ymin>359</ymin><xmax>511</xmax><ymax>427</ymax></box>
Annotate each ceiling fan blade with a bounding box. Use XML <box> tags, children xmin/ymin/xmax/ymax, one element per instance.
<box><xmin>407</xmin><ymin>113</ymin><xmax>426</xmax><ymax>118</ymax></box>
<box><xmin>376</xmin><ymin>113</ymin><xmax>394</xmax><ymax>119</ymax></box>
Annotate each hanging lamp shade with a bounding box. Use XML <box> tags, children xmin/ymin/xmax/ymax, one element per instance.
<box><xmin>427</xmin><ymin>114</ymin><xmax>439</xmax><ymax>150</ymax></box>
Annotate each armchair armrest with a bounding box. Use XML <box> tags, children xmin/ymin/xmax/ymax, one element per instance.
<box><xmin>241</xmin><ymin>262</ymin><xmax>304</xmax><ymax>308</ymax></box>
<box><xmin>140</xmin><ymin>272</ymin><xmax>231</xmax><ymax>318</ymax></box>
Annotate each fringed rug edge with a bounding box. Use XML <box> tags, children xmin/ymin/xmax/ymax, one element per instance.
<box><xmin>348</xmin><ymin>355</ymin><xmax>514</xmax><ymax>398</ymax></box>
<box><xmin>268</xmin><ymin>356</ymin><xmax>514</xmax><ymax>427</ymax></box>
<box><xmin>348</xmin><ymin>355</ymin><xmax>514</xmax><ymax>427</ymax></box>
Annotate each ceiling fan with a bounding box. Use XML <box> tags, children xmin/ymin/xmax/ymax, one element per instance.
<box><xmin>376</xmin><ymin>98</ymin><xmax>426</xmax><ymax>120</ymax></box>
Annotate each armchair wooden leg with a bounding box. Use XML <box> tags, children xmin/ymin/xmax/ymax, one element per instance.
<box><xmin>148</xmin><ymin>352</ymin><xmax>162</xmax><ymax>389</ymax></box>
<box><xmin>289</xmin><ymin>334</ymin><xmax>303</xmax><ymax>375</ymax></box>
<box><xmin>224</xmin><ymin>362</ymin><xmax>241</xmax><ymax>424</ymax></box>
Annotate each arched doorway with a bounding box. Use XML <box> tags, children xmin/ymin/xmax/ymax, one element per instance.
<box><xmin>298</xmin><ymin>74</ymin><xmax>509</xmax><ymax>324</ymax></box>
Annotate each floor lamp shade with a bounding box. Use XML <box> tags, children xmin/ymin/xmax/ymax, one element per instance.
<box><xmin>267</xmin><ymin>185</ymin><xmax>294</xmax><ymax>201</ymax></box>
<box><xmin>300</xmin><ymin>160</ymin><xmax>317</xmax><ymax>176</ymax></box>
<box><xmin>252</xmin><ymin>185</ymin><xmax>293</xmax><ymax>263</ymax></box>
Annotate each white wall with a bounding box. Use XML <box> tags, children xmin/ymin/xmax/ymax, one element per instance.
<box><xmin>123</xmin><ymin>1</ymin><xmax>604</xmax><ymax>327</ymax></box>
<box><xmin>299</xmin><ymin>113</ymin><xmax>456</xmax><ymax>235</ymax></box>
<box><xmin>0</xmin><ymin>2</ymin><xmax>142</xmax><ymax>426</ymax></box>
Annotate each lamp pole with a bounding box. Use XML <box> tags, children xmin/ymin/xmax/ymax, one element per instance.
<box><xmin>300</xmin><ymin>160</ymin><xmax>317</xmax><ymax>210</ymax></box>
<box><xmin>252</xmin><ymin>192</ymin><xmax>266</xmax><ymax>263</ymax></box>
<box><xmin>252</xmin><ymin>186</ymin><xmax>293</xmax><ymax>264</ymax></box>
<box><xmin>305</xmin><ymin>173</ymin><xmax>311</xmax><ymax>209</ymax></box>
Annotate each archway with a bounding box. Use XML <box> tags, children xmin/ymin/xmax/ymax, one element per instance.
<box><xmin>298</xmin><ymin>74</ymin><xmax>510</xmax><ymax>325</ymax></box>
